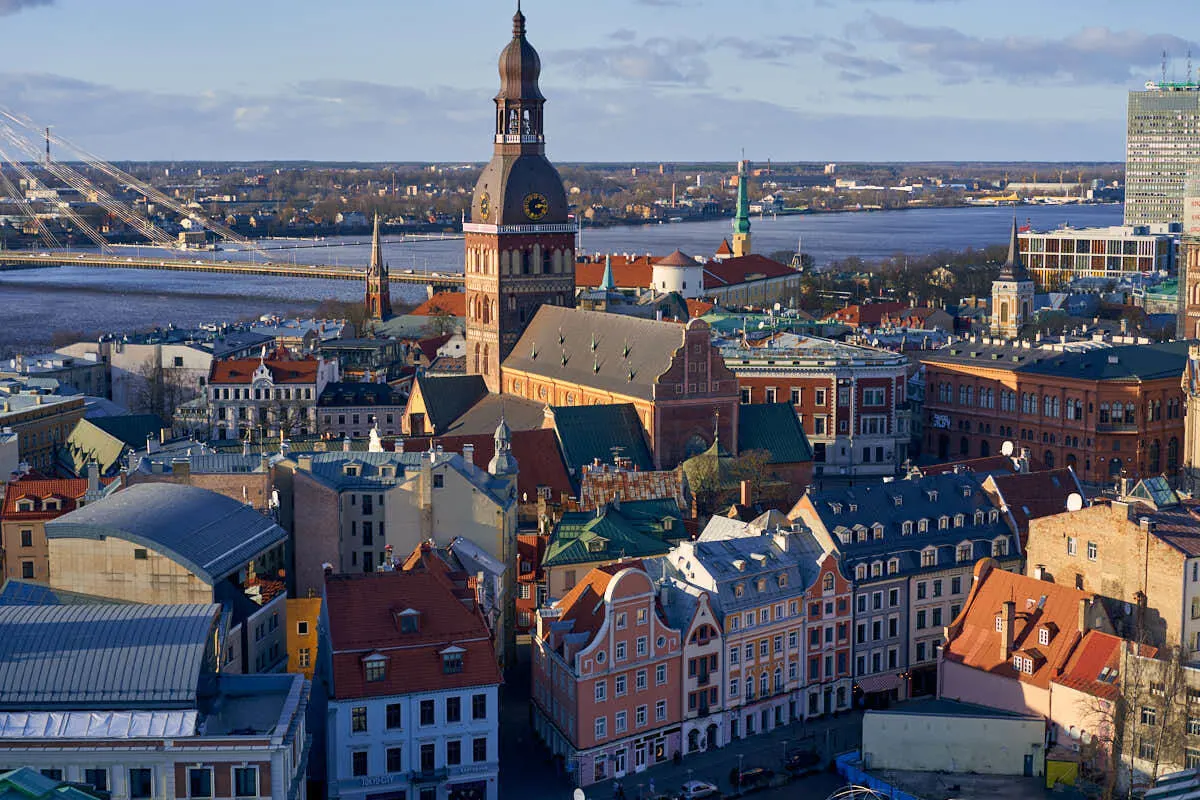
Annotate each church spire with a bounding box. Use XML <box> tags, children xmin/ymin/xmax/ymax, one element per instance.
<box><xmin>998</xmin><ymin>215</ymin><xmax>1029</xmax><ymax>281</ymax></box>
<box><xmin>731</xmin><ymin>158</ymin><xmax>752</xmax><ymax>257</ymax></box>
<box><xmin>364</xmin><ymin>213</ymin><xmax>392</xmax><ymax>320</ymax></box>
<box><xmin>368</xmin><ymin>213</ymin><xmax>385</xmax><ymax>278</ymax></box>
<box><xmin>599</xmin><ymin>254</ymin><xmax>615</xmax><ymax>291</ymax></box>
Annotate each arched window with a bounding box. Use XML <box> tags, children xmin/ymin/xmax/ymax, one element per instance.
<box><xmin>1044</xmin><ymin>450</ymin><xmax>1054</xmax><ymax>468</ymax></box>
<box><xmin>1149</xmin><ymin>440</ymin><xmax>1161</xmax><ymax>473</ymax></box>
<box><xmin>823</xmin><ymin>573</ymin><xmax>834</xmax><ymax>592</ymax></box>
<box><xmin>1124</xmin><ymin>403</ymin><xmax>1136</xmax><ymax>425</ymax></box>
<box><xmin>1099</xmin><ymin>403</ymin><xmax>1110</xmax><ymax>424</ymax></box>
<box><xmin>960</xmin><ymin>436</ymin><xmax>969</xmax><ymax>456</ymax></box>
<box><xmin>1169</xmin><ymin>437</ymin><xmax>1180</xmax><ymax>471</ymax></box>
<box><xmin>855</xmin><ymin>564</ymin><xmax>867</xmax><ymax>580</ymax></box>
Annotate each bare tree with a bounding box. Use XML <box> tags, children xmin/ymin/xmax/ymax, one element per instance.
<box><xmin>130</xmin><ymin>355</ymin><xmax>193</xmax><ymax>418</ymax></box>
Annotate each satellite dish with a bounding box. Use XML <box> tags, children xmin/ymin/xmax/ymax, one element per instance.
<box><xmin>1066</xmin><ymin>493</ymin><xmax>1084</xmax><ymax>512</ymax></box>
<box><xmin>1001</xmin><ymin>440</ymin><xmax>1015</xmax><ymax>457</ymax></box>
<box><xmin>573</xmin><ymin>790</ymin><xmax>585</xmax><ymax>800</ymax></box>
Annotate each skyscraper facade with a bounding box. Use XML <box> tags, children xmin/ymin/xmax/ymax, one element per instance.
<box><xmin>1125</xmin><ymin>82</ymin><xmax>1200</xmax><ymax>227</ymax></box>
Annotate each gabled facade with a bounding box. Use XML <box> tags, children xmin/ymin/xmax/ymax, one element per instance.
<box><xmin>532</xmin><ymin>563</ymin><xmax>683</xmax><ymax>786</ymax></box>
<box><xmin>801</xmin><ymin>551</ymin><xmax>854</xmax><ymax>717</ymax></box>
<box><xmin>0</xmin><ymin>469</ymin><xmax>111</xmax><ymax>582</ymax></box>
<box><xmin>207</xmin><ymin>351</ymin><xmax>338</xmax><ymax>441</ymax></box>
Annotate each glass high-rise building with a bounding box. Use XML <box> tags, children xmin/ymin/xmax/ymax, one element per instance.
<box><xmin>1125</xmin><ymin>82</ymin><xmax>1200</xmax><ymax>227</ymax></box>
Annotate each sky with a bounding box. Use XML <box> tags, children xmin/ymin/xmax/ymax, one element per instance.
<box><xmin>0</xmin><ymin>0</ymin><xmax>1197</xmax><ymax>163</ymax></box>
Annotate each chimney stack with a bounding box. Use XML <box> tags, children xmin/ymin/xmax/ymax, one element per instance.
<box><xmin>1078</xmin><ymin>598</ymin><xmax>1090</xmax><ymax>633</ymax></box>
<box><xmin>740</xmin><ymin>479</ymin><xmax>753</xmax><ymax>508</ymax></box>
<box><xmin>86</xmin><ymin>460</ymin><xmax>99</xmax><ymax>494</ymax></box>
<box><xmin>1000</xmin><ymin>600</ymin><xmax>1015</xmax><ymax>660</ymax></box>
<box><xmin>462</xmin><ymin>443</ymin><xmax>474</xmax><ymax>467</ymax></box>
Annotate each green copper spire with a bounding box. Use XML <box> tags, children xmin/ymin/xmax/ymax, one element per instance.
<box><xmin>733</xmin><ymin>159</ymin><xmax>751</xmax><ymax>236</ymax></box>
<box><xmin>600</xmin><ymin>254</ymin><xmax>615</xmax><ymax>291</ymax></box>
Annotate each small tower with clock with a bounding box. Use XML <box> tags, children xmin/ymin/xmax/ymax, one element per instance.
<box><xmin>464</xmin><ymin>6</ymin><xmax>576</xmax><ymax>392</ymax></box>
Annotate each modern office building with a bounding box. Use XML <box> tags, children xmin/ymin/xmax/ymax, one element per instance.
<box><xmin>1018</xmin><ymin>224</ymin><xmax>1176</xmax><ymax>290</ymax></box>
<box><xmin>1125</xmin><ymin>81</ymin><xmax>1200</xmax><ymax>227</ymax></box>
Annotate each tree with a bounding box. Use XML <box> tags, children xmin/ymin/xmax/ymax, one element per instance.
<box><xmin>130</xmin><ymin>354</ymin><xmax>194</xmax><ymax>419</ymax></box>
<box><xmin>688</xmin><ymin>448</ymin><xmax>773</xmax><ymax>519</ymax></box>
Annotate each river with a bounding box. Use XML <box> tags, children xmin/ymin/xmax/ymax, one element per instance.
<box><xmin>0</xmin><ymin>203</ymin><xmax>1124</xmax><ymax>355</ymax></box>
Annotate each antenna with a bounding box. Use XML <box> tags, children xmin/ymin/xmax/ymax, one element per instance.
<box><xmin>1162</xmin><ymin>49</ymin><xmax>1168</xmax><ymax>85</ymax></box>
<box><xmin>44</xmin><ymin>126</ymin><xmax>52</xmax><ymax>166</ymax></box>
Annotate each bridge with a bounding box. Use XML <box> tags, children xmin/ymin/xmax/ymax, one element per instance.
<box><xmin>0</xmin><ymin>251</ymin><xmax>465</xmax><ymax>289</ymax></box>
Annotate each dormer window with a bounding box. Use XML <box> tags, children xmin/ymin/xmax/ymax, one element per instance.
<box><xmin>855</xmin><ymin>526</ymin><xmax>867</xmax><ymax>543</ymax></box>
<box><xmin>871</xmin><ymin>562</ymin><xmax>882</xmax><ymax>578</ymax></box>
<box><xmin>926</xmin><ymin>490</ymin><xmax>938</xmax><ymax>502</ymax></box>
<box><xmin>777</xmin><ymin>572</ymin><xmax>788</xmax><ymax>588</ymax></box>
<box><xmin>887</xmin><ymin>558</ymin><xmax>899</xmax><ymax>575</ymax></box>
<box><xmin>938</xmin><ymin>516</ymin><xmax>949</xmax><ymax>531</ymax></box>
<box><xmin>974</xmin><ymin>510</ymin><xmax>984</xmax><ymax>526</ymax></box>
<box><xmin>918</xmin><ymin>519</ymin><xmax>929</xmax><ymax>534</ymax></box>
<box><xmin>892</xmin><ymin>495</ymin><xmax>903</xmax><ymax>507</ymax></box>
<box><xmin>343</xmin><ymin>463</ymin><xmax>360</xmax><ymax>477</ymax></box>
<box><xmin>989</xmin><ymin>509</ymin><xmax>999</xmax><ymax>523</ymax></box>
<box><xmin>961</xmin><ymin>486</ymin><xmax>971</xmax><ymax>498</ymax></box>
<box><xmin>587</xmin><ymin>538</ymin><xmax>607</xmax><ymax>554</ymax></box>
<box><xmin>396</xmin><ymin>607</ymin><xmax>420</xmax><ymax>634</ymax></box>
<box><xmin>1038</xmin><ymin>627</ymin><xmax>1051</xmax><ymax>646</ymax></box>
<box><xmin>992</xmin><ymin>538</ymin><xmax>1009</xmax><ymax>557</ymax></box>
<box><xmin>836</xmin><ymin>527</ymin><xmax>851</xmax><ymax>545</ymax></box>
<box><xmin>756</xmin><ymin>578</ymin><xmax>767</xmax><ymax>592</ymax></box>
<box><xmin>43</xmin><ymin>498</ymin><xmax>61</xmax><ymax>511</ymax></box>
<box><xmin>15</xmin><ymin>499</ymin><xmax>34</xmax><ymax>512</ymax></box>
<box><xmin>921</xmin><ymin>548</ymin><xmax>937</xmax><ymax>568</ymax></box>
<box><xmin>901</xmin><ymin>521</ymin><xmax>913</xmax><ymax>536</ymax></box>
<box><xmin>441</xmin><ymin>646</ymin><xmax>465</xmax><ymax>675</ymax></box>
<box><xmin>849</xmin><ymin>503</ymin><xmax>858</xmax><ymax>513</ymax></box>
<box><xmin>953</xmin><ymin>514</ymin><xmax>964</xmax><ymax>528</ymax></box>
<box><xmin>380</xmin><ymin>465</ymin><xmax>396</xmax><ymax>479</ymax></box>
<box><xmin>957</xmin><ymin>543</ymin><xmax>972</xmax><ymax>563</ymax></box>
<box><xmin>830</xmin><ymin>502</ymin><xmax>843</xmax><ymax>514</ymax></box>
<box><xmin>855</xmin><ymin>564</ymin><xmax>867</xmax><ymax>580</ymax></box>
<box><xmin>363</xmin><ymin>653</ymin><xmax>388</xmax><ymax>682</ymax></box>
<box><xmin>734</xmin><ymin>582</ymin><xmax>745</xmax><ymax>598</ymax></box>
<box><xmin>872</xmin><ymin>524</ymin><xmax>884</xmax><ymax>540</ymax></box>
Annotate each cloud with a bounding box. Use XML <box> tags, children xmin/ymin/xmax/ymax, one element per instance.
<box><xmin>822</xmin><ymin>51</ymin><xmax>902</xmax><ymax>82</ymax></box>
<box><xmin>867</xmin><ymin>15</ymin><xmax>1198</xmax><ymax>84</ymax></box>
<box><xmin>608</xmin><ymin>28</ymin><xmax>637</xmax><ymax>42</ymax></box>
<box><xmin>0</xmin><ymin>0</ymin><xmax>52</xmax><ymax>16</ymax></box>
<box><xmin>0</xmin><ymin>70</ymin><xmax>1123</xmax><ymax>162</ymax></box>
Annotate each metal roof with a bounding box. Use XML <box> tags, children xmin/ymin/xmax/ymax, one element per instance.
<box><xmin>45</xmin><ymin>483</ymin><xmax>288</xmax><ymax>584</ymax></box>
<box><xmin>0</xmin><ymin>604</ymin><xmax>219</xmax><ymax>709</ymax></box>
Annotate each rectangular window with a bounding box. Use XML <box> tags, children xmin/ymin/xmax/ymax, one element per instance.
<box><xmin>916</xmin><ymin>642</ymin><xmax>926</xmax><ymax>662</ymax></box>
<box><xmin>1141</xmin><ymin>706</ymin><xmax>1157</xmax><ymax>726</ymax></box>
<box><xmin>386</xmin><ymin>703</ymin><xmax>402</xmax><ymax>729</ymax></box>
<box><xmin>446</xmin><ymin>739</ymin><xmax>462</xmax><ymax>766</ymax></box>
<box><xmin>188</xmin><ymin>768</ymin><xmax>213</xmax><ymax>799</ymax></box>
<box><xmin>351</xmin><ymin>752</ymin><xmax>368</xmax><ymax>778</ymax></box>
<box><xmin>1067</xmin><ymin>537</ymin><xmax>1077</xmax><ymax>556</ymax></box>
<box><xmin>595</xmin><ymin>716</ymin><xmax>607</xmax><ymax>739</ymax></box>
<box><xmin>233</xmin><ymin>766</ymin><xmax>258</xmax><ymax>797</ymax></box>
<box><xmin>636</xmin><ymin>705</ymin><xmax>647</xmax><ymax>727</ymax></box>
<box><xmin>83</xmin><ymin>770</ymin><xmax>108</xmax><ymax>793</ymax></box>
<box><xmin>420</xmin><ymin>699</ymin><xmax>435</xmax><ymax>725</ymax></box>
<box><xmin>420</xmin><ymin>743</ymin><xmax>436</xmax><ymax>772</ymax></box>
<box><xmin>1087</xmin><ymin>541</ymin><xmax>1098</xmax><ymax>561</ymax></box>
<box><xmin>951</xmin><ymin>577</ymin><xmax>962</xmax><ymax>595</ymax></box>
<box><xmin>656</xmin><ymin>699</ymin><xmax>667</xmax><ymax>721</ymax></box>
<box><xmin>351</xmin><ymin>705</ymin><xmax>368</xmax><ymax>733</ymax></box>
<box><xmin>917</xmin><ymin>582</ymin><xmax>927</xmax><ymax>600</ymax></box>
<box><xmin>1188</xmin><ymin>747</ymin><xmax>1200</xmax><ymax>770</ymax></box>
<box><xmin>916</xmin><ymin>610</ymin><xmax>927</xmax><ymax>629</ymax></box>
<box><xmin>616</xmin><ymin>675</ymin><xmax>627</xmax><ymax>696</ymax></box>
<box><xmin>636</xmin><ymin>670</ymin><xmax>647</xmax><ymax>691</ymax></box>
<box><xmin>615</xmin><ymin>710</ymin><xmax>628</xmax><ymax>733</ymax></box>
<box><xmin>595</xmin><ymin>681</ymin><xmax>607</xmax><ymax>703</ymax></box>
<box><xmin>636</xmin><ymin>636</ymin><xmax>647</xmax><ymax>656</ymax></box>
<box><xmin>472</xmin><ymin>693</ymin><xmax>487</xmax><ymax>720</ymax></box>
<box><xmin>656</xmin><ymin>663</ymin><xmax>667</xmax><ymax>685</ymax></box>
<box><xmin>474</xmin><ymin>737</ymin><xmax>488</xmax><ymax>762</ymax></box>
<box><xmin>889</xmin><ymin>588</ymin><xmax>899</xmax><ymax>607</ymax></box>
<box><xmin>386</xmin><ymin>747</ymin><xmax>403</xmax><ymax>774</ymax></box>
<box><xmin>446</xmin><ymin>696</ymin><xmax>461</xmax><ymax>723</ymax></box>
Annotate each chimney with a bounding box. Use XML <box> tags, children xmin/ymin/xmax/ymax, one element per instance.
<box><xmin>1078</xmin><ymin>598</ymin><xmax>1090</xmax><ymax>633</ymax></box>
<box><xmin>297</xmin><ymin>454</ymin><xmax>313</xmax><ymax>472</ymax></box>
<box><xmin>173</xmin><ymin>459</ymin><xmax>191</xmax><ymax>482</ymax></box>
<box><xmin>86</xmin><ymin>460</ymin><xmax>99</xmax><ymax>494</ymax></box>
<box><xmin>740</xmin><ymin>479</ymin><xmax>753</xmax><ymax>508</ymax></box>
<box><xmin>1032</xmin><ymin>564</ymin><xmax>1046</xmax><ymax>581</ymax></box>
<box><xmin>462</xmin><ymin>443</ymin><xmax>475</xmax><ymax>467</ymax></box>
<box><xmin>1000</xmin><ymin>600</ymin><xmax>1015</xmax><ymax>660</ymax></box>
<box><xmin>773</xmin><ymin>528</ymin><xmax>791</xmax><ymax>553</ymax></box>
<box><xmin>342</xmin><ymin>435</ymin><xmax>352</xmax><ymax>453</ymax></box>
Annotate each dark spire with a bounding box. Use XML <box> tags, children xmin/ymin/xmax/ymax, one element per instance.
<box><xmin>368</xmin><ymin>213</ymin><xmax>385</xmax><ymax>278</ymax></box>
<box><xmin>513</xmin><ymin>2</ymin><xmax>526</xmax><ymax>37</ymax></box>
<box><xmin>998</xmin><ymin>215</ymin><xmax>1029</xmax><ymax>281</ymax></box>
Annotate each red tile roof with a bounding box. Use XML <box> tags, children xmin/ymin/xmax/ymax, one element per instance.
<box><xmin>686</xmin><ymin>299</ymin><xmax>715</xmax><ymax>318</ymax></box>
<box><xmin>550</xmin><ymin>561</ymin><xmax>645</xmax><ymax>648</ymax></box>
<box><xmin>829</xmin><ymin>302</ymin><xmax>908</xmax><ymax>327</ymax></box>
<box><xmin>944</xmin><ymin>559</ymin><xmax>1093</xmax><ymax>690</ymax></box>
<box><xmin>703</xmin><ymin>254</ymin><xmax>796</xmax><ymax>289</ymax></box>
<box><xmin>988</xmin><ymin>468</ymin><xmax>1084</xmax><ymax>545</ymax></box>
<box><xmin>1</xmin><ymin>477</ymin><xmax>114</xmax><ymax>519</ymax></box>
<box><xmin>210</xmin><ymin>356</ymin><xmax>320</xmax><ymax>385</ymax></box>
<box><xmin>416</xmin><ymin>333</ymin><xmax>453</xmax><ymax>363</ymax></box>
<box><xmin>1052</xmin><ymin>631</ymin><xmax>1154</xmax><ymax>702</ymax></box>
<box><xmin>518</xmin><ymin>534</ymin><xmax>547</xmax><ymax>582</ymax></box>
<box><xmin>325</xmin><ymin>570</ymin><xmax>501</xmax><ymax>700</ymax></box>
<box><xmin>400</xmin><ymin>428</ymin><xmax>572</xmax><ymax>501</ymax></box>
<box><xmin>579</xmin><ymin>466</ymin><xmax>687</xmax><ymax>512</ymax></box>
<box><xmin>715</xmin><ymin>239</ymin><xmax>733</xmax><ymax>256</ymax></box>
<box><xmin>575</xmin><ymin>256</ymin><xmax>654</xmax><ymax>290</ymax></box>
<box><xmin>411</xmin><ymin>292</ymin><xmax>465</xmax><ymax>318</ymax></box>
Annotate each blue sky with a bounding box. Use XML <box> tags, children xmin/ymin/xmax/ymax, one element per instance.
<box><xmin>0</xmin><ymin>0</ymin><xmax>1196</xmax><ymax>162</ymax></box>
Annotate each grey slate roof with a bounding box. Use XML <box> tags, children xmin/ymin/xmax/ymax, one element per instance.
<box><xmin>550</xmin><ymin>403</ymin><xmax>655</xmax><ymax>476</ymax></box>
<box><xmin>45</xmin><ymin>483</ymin><xmax>288</xmax><ymax>584</ymax></box>
<box><xmin>503</xmin><ymin>305</ymin><xmax>690</xmax><ymax>401</ymax></box>
<box><xmin>0</xmin><ymin>603</ymin><xmax>219</xmax><ymax>709</ymax></box>
<box><xmin>296</xmin><ymin>450</ymin><xmax>513</xmax><ymax>503</ymax></box>
<box><xmin>413</xmin><ymin>374</ymin><xmax>488</xmax><ymax>432</ymax></box>
<box><xmin>923</xmin><ymin>339</ymin><xmax>1190</xmax><ymax>382</ymax></box>
<box><xmin>802</xmin><ymin>472</ymin><xmax>1018</xmax><ymax>580</ymax></box>
<box><xmin>737</xmin><ymin>403</ymin><xmax>813</xmax><ymax>464</ymax></box>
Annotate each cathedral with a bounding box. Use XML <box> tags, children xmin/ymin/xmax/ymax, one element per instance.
<box><xmin>463</xmin><ymin>6</ymin><xmax>576</xmax><ymax>392</ymax></box>
<box><xmin>364</xmin><ymin>213</ymin><xmax>392</xmax><ymax>320</ymax></box>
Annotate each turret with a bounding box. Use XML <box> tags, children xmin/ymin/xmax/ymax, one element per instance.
<box><xmin>732</xmin><ymin>159</ymin><xmax>752</xmax><ymax>258</ymax></box>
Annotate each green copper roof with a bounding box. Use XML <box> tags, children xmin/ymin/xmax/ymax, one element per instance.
<box><xmin>543</xmin><ymin>499</ymin><xmax>684</xmax><ymax>568</ymax></box>
<box><xmin>737</xmin><ymin>403</ymin><xmax>813</xmax><ymax>464</ymax></box>
<box><xmin>599</xmin><ymin>255</ymin><xmax>615</xmax><ymax>291</ymax></box>
<box><xmin>733</xmin><ymin>161</ymin><xmax>751</xmax><ymax>236</ymax></box>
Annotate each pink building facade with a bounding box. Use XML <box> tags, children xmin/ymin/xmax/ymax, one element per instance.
<box><xmin>803</xmin><ymin>552</ymin><xmax>855</xmax><ymax>717</ymax></box>
<box><xmin>532</xmin><ymin>563</ymin><xmax>684</xmax><ymax>786</ymax></box>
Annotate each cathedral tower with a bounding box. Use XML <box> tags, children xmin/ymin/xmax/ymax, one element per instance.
<box><xmin>464</xmin><ymin>7</ymin><xmax>576</xmax><ymax>392</ymax></box>
<box><xmin>990</xmin><ymin>217</ymin><xmax>1033</xmax><ymax>338</ymax></box>
<box><xmin>364</xmin><ymin>213</ymin><xmax>392</xmax><ymax>320</ymax></box>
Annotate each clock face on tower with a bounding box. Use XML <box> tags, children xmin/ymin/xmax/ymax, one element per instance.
<box><xmin>523</xmin><ymin>192</ymin><xmax>549</xmax><ymax>221</ymax></box>
<box><xmin>479</xmin><ymin>192</ymin><xmax>491</xmax><ymax>220</ymax></box>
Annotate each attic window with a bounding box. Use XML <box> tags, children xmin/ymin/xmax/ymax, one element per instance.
<box><xmin>777</xmin><ymin>573</ymin><xmax>788</xmax><ymax>588</ymax></box>
<box><xmin>870</xmin><ymin>562</ymin><xmax>882</xmax><ymax>578</ymax></box>
<box><xmin>830</xmin><ymin>502</ymin><xmax>843</xmax><ymax>514</ymax></box>
<box><xmin>953</xmin><ymin>514</ymin><xmax>964</xmax><ymax>528</ymax></box>
<box><xmin>892</xmin><ymin>495</ymin><xmax>903</xmax><ymax>507</ymax></box>
<box><xmin>871</xmin><ymin>524</ymin><xmax>884</xmax><ymax>540</ymax></box>
<box><xmin>1038</xmin><ymin>627</ymin><xmax>1051</xmax><ymax>646</ymax></box>
<box><xmin>441</xmin><ymin>646</ymin><xmax>465</xmax><ymax>675</ymax></box>
<box><xmin>992</xmin><ymin>539</ymin><xmax>1009</xmax><ymax>557</ymax></box>
<box><xmin>926</xmin><ymin>490</ymin><xmax>938</xmax><ymax>502</ymax></box>
<box><xmin>43</xmin><ymin>498</ymin><xmax>61</xmax><ymax>511</ymax></box>
<box><xmin>396</xmin><ymin>608</ymin><xmax>420</xmax><ymax>634</ymax></box>
<box><xmin>380</xmin><ymin>465</ymin><xmax>396</xmax><ymax>478</ymax></box>
<box><xmin>734</xmin><ymin>582</ymin><xmax>745</xmax><ymax>597</ymax></box>
<box><xmin>974</xmin><ymin>510</ymin><xmax>984</xmax><ymax>526</ymax></box>
<box><xmin>837</xmin><ymin>528</ymin><xmax>851</xmax><ymax>545</ymax></box>
<box><xmin>887</xmin><ymin>558</ymin><xmax>899</xmax><ymax>575</ymax></box>
<box><xmin>961</xmin><ymin>486</ymin><xmax>971</xmax><ymax>498</ymax></box>
<box><xmin>989</xmin><ymin>509</ymin><xmax>999</xmax><ymax>523</ymax></box>
<box><xmin>587</xmin><ymin>538</ymin><xmax>607</xmax><ymax>554</ymax></box>
<box><xmin>956</xmin><ymin>543</ymin><xmax>972</xmax><ymax>563</ymax></box>
<box><xmin>918</xmin><ymin>519</ymin><xmax>929</xmax><ymax>534</ymax></box>
<box><xmin>849</xmin><ymin>503</ymin><xmax>858</xmax><ymax>513</ymax></box>
<box><xmin>855</xmin><ymin>564</ymin><xmax>867</xmax><ymax>580</ymax></box>
<box><xmin>364</xmin><ymin>654</ymin><xmax>388</xmax><ymax>682</ymax></box>
<box><xmin>15</xmin><ymin>499</ymin><xmax>34</xmax><ymax>512</ymax></box>
<box><xmin>855</xmin><ymin>527</ymin><xmax>867</xmax><ymax>543</ymax></box>
<box><xmin>755</xmin><ymin>578</ymin><xmax>767</xmax><ymax>592</ymax></box>
<box><xmin>901</xmin><ymin>521</ymin><xmax>913</xmax><ymax>536</ymax></box>
<box><xmin>938</xmin><ymin>516</ymin><xmax>949</xmax><ymax>531</ymax></box>
<box><xmin>343</xmin><ymin>464</ymin><xmax>360</xmax><ymax>477</ymax></box>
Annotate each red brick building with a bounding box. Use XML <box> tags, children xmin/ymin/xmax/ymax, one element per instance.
<box><xmin>802</xmin><ymin>551</ymin><xmax>854</xmax><ymax>716</ymax></box>
<box><xmin>502</xmin><ymin>306</ymin><xmax>740</xmax><ymax>469</ymax></box>
<box><xmin>828</xmin><ymin>302</ymin><xmax>908</xmax><ymax>328</ymax></box>
<box><xmin>921</xmin><ymin>337</ymin><xmax>1189</xmax><ymax>485</ymax></box>
<box><xmin>719</xmin><ymin>333</ymin><xmax>911</xmax><ymax>478</ymax></box>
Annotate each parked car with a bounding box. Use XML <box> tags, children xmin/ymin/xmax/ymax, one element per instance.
<box><xmin>679</xmin><ymin>780</ymin><xmax>719</xmax><ymax>799</ymax></box>
<box><xmin>729</xmin><ymin>767</ymin><xmax>774</xmax><ymax>788</ymax></box>
<box><xmin>784</xmin><ymin>748</ymin><xmax>821</xmax><ymax>777</ymax></box>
